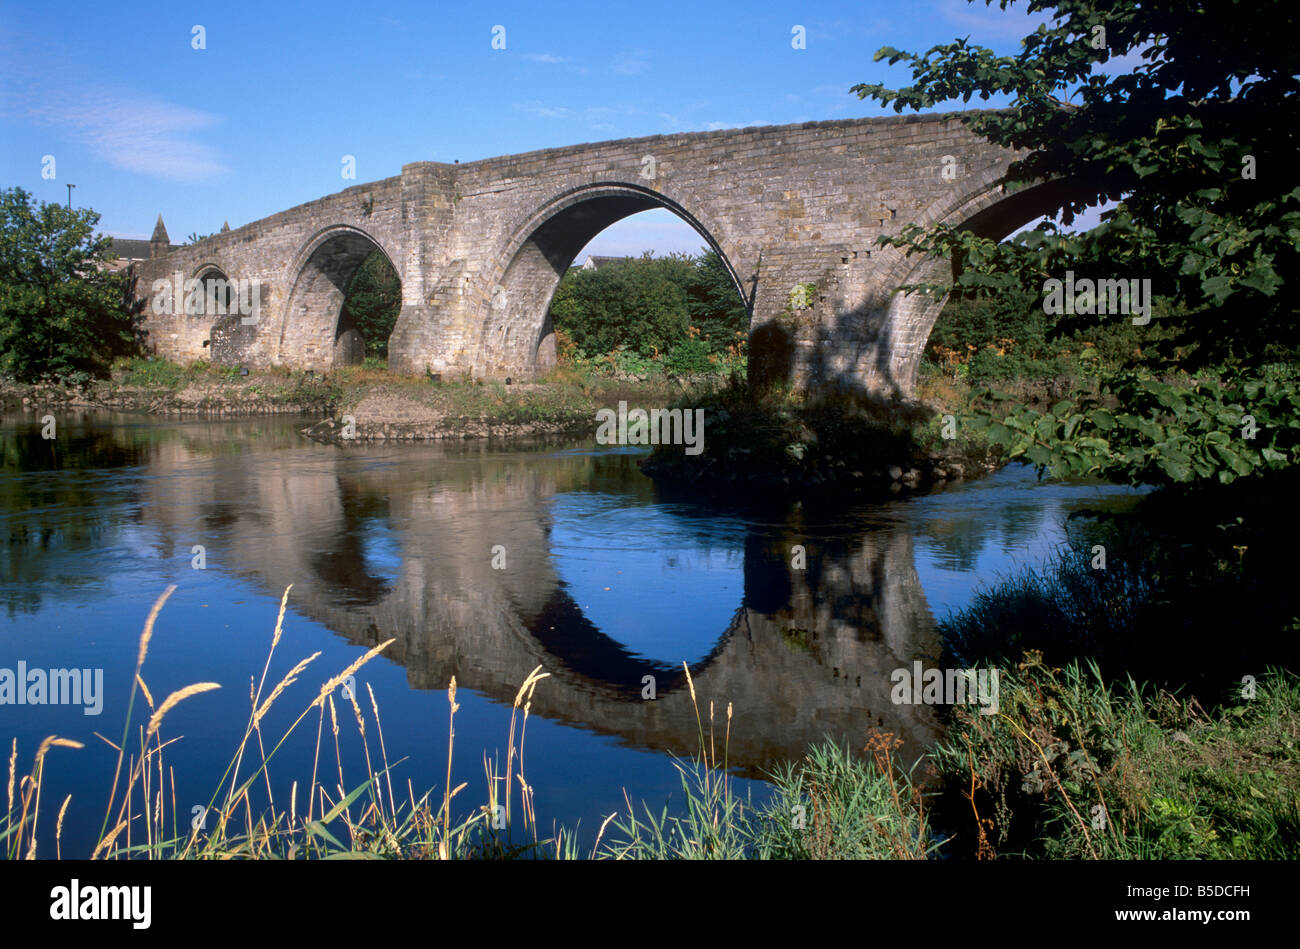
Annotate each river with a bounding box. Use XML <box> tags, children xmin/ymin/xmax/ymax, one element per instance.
<box><xmin>0</xmin><ymin>410</ymin><xmax>1143</xmax><ymax>857</ymax></box>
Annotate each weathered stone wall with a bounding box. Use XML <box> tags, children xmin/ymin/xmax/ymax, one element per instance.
<box><xmin>132</xmin><ymin>110</ymin><xmax>1044</xmax><ymax>396</ymax></box>
<box><xmin>134</xmin><ymin>175</ymin><xmax>409</xmax><ymax>369</ymax></box>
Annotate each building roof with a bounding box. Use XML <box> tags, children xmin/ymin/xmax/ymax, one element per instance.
<box><xmin>108</xmin><ymin>238</ymin><xmax>154</xmax><ymax>260</ymax></box>
<box><xmin>581</xmin><ymin>255</ymin><xmax>633</xmax><ymax>270</ymax></box>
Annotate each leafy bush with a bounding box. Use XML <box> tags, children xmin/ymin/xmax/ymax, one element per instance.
<box><xmin>113</xmin><ymin>356</ymin><xmax>184</xmax><ymax>389</ymax></box>
<box><xmin>550</xmin><ymin>250</ymin><xmax>746</xmax><ymax>361</ymax></box>
<box><xmin>0</xmin><ymin>187</ymin><xmax>140</xmax><ymax>381</ymax></box>
<box><xmin>664</xmin><ymin>335</ymin><xmax>714</xmax><ymax>376</ymax></box>
<box><xmin>968</xmin><ymin>367</ymin><xmax>1300</xmax><ymax>486</ymax></box>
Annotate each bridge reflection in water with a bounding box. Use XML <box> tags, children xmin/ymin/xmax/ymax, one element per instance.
<box><xmin>115</xmin><ymin>420</ymin><xmax>943</xmax><ymax>777</ymax></box>
<box><xmin>2</xmin><ymin>413</ymin><xmax>948</xmax><ymax>778</ymax></box>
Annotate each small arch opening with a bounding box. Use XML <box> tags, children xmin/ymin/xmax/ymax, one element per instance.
<box><xmin>340</xmin><ymin>249</ymin><xmax>402</xmax><ymax>362</ymax></box>
<box><xmin>282</xmin><ymin>229</ymin><xmax>400</xmax><ymax>369</ymax></box>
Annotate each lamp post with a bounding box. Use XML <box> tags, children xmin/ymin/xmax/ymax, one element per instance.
<box><xmin>66</xmin><ymin>184</ymin><xmax>76</xmax><ymax>209</ymax></box>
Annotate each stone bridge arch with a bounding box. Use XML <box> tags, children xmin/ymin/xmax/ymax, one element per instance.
<box><xmin>192</xmin><ymin>261</ymin><xmax>231</xmax><ymax>281</ymax></box>
<box><xmin>861</xmin><ymin>172</ymin><xmax>1086</xmax><ymax>396</ymax></box>
<box><xmin>189</xmin><ymin>263</ymin><xmax>233</xmax><ymax>362</ymax></box>
<box><xmin>278</xmin><ymin>224</ymin><xmax>402</xmax><ymax>369</ymax></box>
<box><xmin>190</xmin><ymin>262</ymin><xmax>260</xmax><ymax>367</ymax></box>
<box><xmin>472</xmin><ymin>182</ymin><xmax>750</xmax><ymax>379</ymax></box>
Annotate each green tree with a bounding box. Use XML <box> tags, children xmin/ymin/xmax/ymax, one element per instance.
<box><xmin>341</xmin><ymin>249</ymin><xmax>402</xmax><ymax>357</ymax></box>
<box><xmin>550</xmin><ymin>252</ymin><xmax>695</xmax><ymax>357</ymax></box>
<box><xmin>549</xmin><ymin>249</ymin><xmax>748</xmax><ymax>362</ymax></box>
<box><xmin>854</xmin><ymin>0</ymin><xmax>1299</xmax><ymax>486</ymax></box>
<box><xmin>687</xmin><ymin>249</ymin><xmax>749</xmax><ymax>352</ymax></box>
<box><xmin>0</xmin><ymin>186</ymin><xmax>139</xmax><ymax>381</ymax></box>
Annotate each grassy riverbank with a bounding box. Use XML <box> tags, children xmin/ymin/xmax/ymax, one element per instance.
<box><xmin>0</xmin><ymin>357</ymin><xmax>1004</xmax><ymax>489</ymax></box>
<box><xmin>0</xmin><ymin>356</ymin><xmax>723</xmax><ymax>441</ymax></box>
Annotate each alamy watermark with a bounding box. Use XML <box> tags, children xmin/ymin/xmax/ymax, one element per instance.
<box><xmin>50</xmin><ymin>879</ymin><xmax>150</xmax><ymax>929</ymax></box>
<box><xmin>890</xmin><ymin>662</ymin><xmax>999</xmax><ymax>715</ymax></box>
<box><xmin>1042</xmin><ymin>269</ymin><xmax>1152</xmax><ymax>325</ymax></box>
<box><xmin>151</xmin><ymin>271</ymin><xmax>261</xmax><ymax>325</ymax></box>
<box><xmin>0</xmin><ymin>661</ymin><xmax>104</xmax><ymax>715</ymax></box>
<box><xmin>595</xmin><ymin>401</ymin><xmax>705</xmax><ymax>455</ymax></box>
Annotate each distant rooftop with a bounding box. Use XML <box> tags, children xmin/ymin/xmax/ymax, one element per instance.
<box><xmin>100</xmin><ymin>231</ymin><xmax>182</xmax><ymax>272</ymax></box>
<box><xmin>108</xmin><ymin>238</ymin><xmax>154</xmax><ymax>260</ymax></box>
<box><xmin>579</xmin><ymin>255</ymin><xmax>634</xmax><ymax>271</ymax></box>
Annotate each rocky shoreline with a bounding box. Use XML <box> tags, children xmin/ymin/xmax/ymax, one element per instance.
<box><xmin>299</xmin><ymin>413</ymin><xmax>593</xmax><ymax>443</ymax></box>
<box><xmin>0</xmin><ymin>378</ymin><xmax>334</xmax><ymax>417</ymax></box>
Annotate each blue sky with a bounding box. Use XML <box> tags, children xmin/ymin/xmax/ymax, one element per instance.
<box><xmin>1</xmin><ymin>0</ymin><xmax>1102</xmax><ymax>257</ymax></box>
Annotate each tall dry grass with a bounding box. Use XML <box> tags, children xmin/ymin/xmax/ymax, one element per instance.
<box><xmin>1</xmin><ymin>584</ymin><xmax>562</xmax><ymax>859</ymax></box>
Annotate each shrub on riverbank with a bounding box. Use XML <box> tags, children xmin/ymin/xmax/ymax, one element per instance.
<box><xmin>930</xmin><ymin>656</ymin><xmax>1300</xmax><ymax>860</ymax></box>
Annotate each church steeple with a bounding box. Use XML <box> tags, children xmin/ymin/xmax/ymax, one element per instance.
<box><xmin>150</xmin><ymin>215</ymin><xmax>170</xmax><ymax>257</ymax></box>
<box><xmin>221</xmin><ymin>220</ymin><xmax>230</xmax><ymax>232</ymax></box>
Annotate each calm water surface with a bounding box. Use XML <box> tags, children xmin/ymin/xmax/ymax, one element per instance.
<box><xmin>0</xmin><ymin>410</ymin><xmax>1142</xmax><ymax>856</ymax></box>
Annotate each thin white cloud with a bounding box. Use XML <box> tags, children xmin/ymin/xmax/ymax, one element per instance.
<box><xmin>21</xmin><ymin>90</ymin><xmax>228</xmax><ymax>183</ymax></box>
<box><xmin>813</xmin><ymin>82</ymin><xmax>856</xmax><ymax>97</ymax></box>
<box><xmin>612</xmin><ymin>49</ymin><xmax>651</xmax><ymax>76</ymax></box>
<box><xmin>933</xmin><ymin>0</ymin><xmax>1053</xmax><ymax>42</ymax></box>
<box><xmin>0</xmin><ymin>38</ymin><xmax>229</xmax><ymax>183</ymax></box>
<box><xmin>523</xmin><ymin>52</ymin><xmax>570</xmax><ymax>64</ymax></box>
<box><xmin>514</xmin><ymin>101</ymin><xmax>570</xmax><ymax>119</ymax></box>
<box><xmin>703</xmin><ymin>119</ymin><xmax>769</xmax><ymax>131</ymax></box>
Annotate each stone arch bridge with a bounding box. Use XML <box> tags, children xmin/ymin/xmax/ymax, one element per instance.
<box><xmin>132</xmin><ymin>110</ymin><xmax>1063</xmax><ymax>396</ymax></box>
